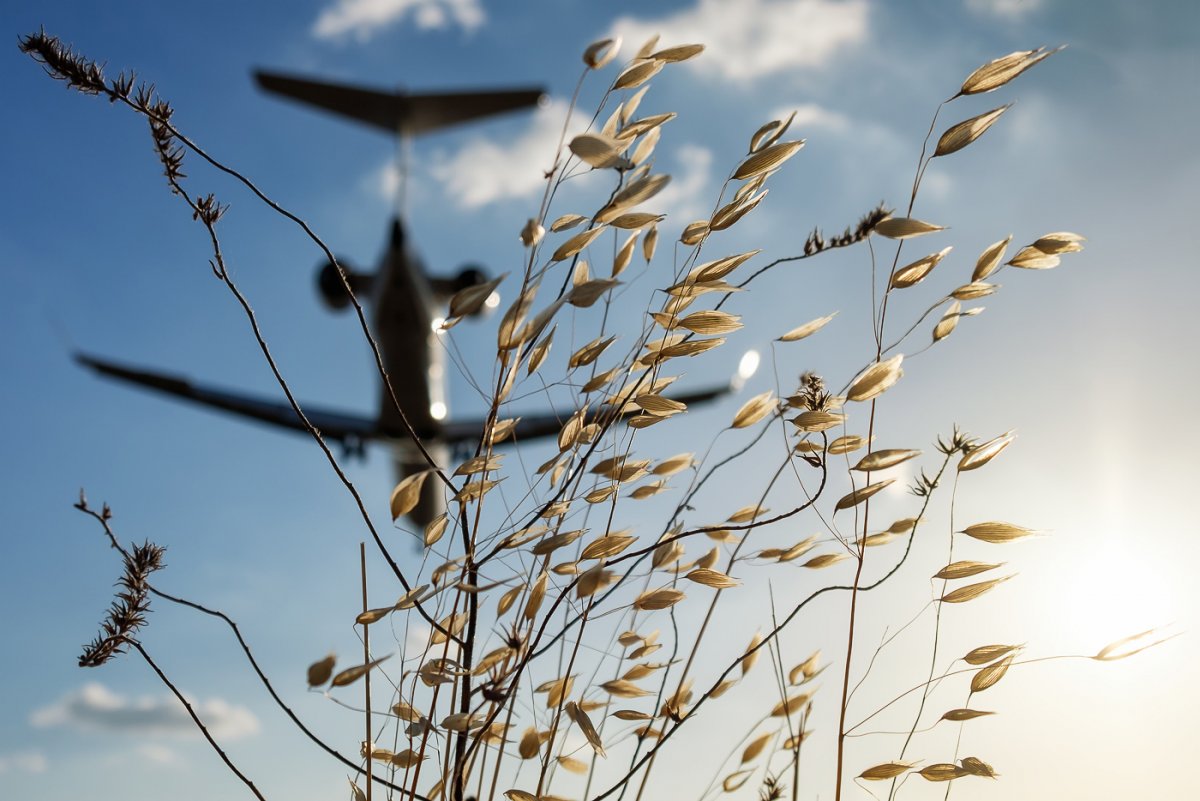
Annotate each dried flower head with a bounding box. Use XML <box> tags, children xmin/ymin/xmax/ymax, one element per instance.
<box><xmin>803</xmin><ymin>202</ymin><xmax>891</xmax><ymax>256</ymax></box>
<box><xmin>78</xmin><ymin>540</ymin><xmax>165</xmax><ymax>667</ymax></box>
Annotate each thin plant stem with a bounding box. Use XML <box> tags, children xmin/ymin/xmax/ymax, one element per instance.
<box><xmin>888</xmin><ymin>472</ymin><xmax>960</xmax><ymax>801</ymax></box>
<box><xmin>133</xmin><ymin>641</ymin><xmax>267</xmax><ymax>801</ymax></box>
<box><xmin>73</xmin><ymin>499</ymin><xmax>423</xmax><ymax>798</ymax></box>
<box><xmin>362</xmin><ymin>543</ymin><xmax>373</xmax><ymax>801</ymax></box>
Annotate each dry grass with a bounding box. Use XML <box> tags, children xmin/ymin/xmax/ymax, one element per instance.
<box><xmin>20</xmin><ymin>28</ymin><xmax>1170</xmax><ymax>801</ymax></box>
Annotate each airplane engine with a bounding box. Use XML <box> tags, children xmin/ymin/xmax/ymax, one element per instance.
<box><xmin>431</xmin><ymin>264</ymin><xmax>490</xmax><ymax>314</ymax></box>
<box><xmin>451</xmin><ymin>264</ymin><xmax>487</xmax><ymax>292</ymax></box>
<box><xmin>317</xmin><ymin>260</ymin><xmax>374</xmax><ymax>311</ymax></box>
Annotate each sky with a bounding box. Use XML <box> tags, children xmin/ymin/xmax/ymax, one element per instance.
<box><xmin>2</xmin><ymin>0</ymin><xmax>1198</xmax><ymax>799</ymax></box>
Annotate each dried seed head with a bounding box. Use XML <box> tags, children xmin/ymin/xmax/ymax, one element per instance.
<box><xmin>583</xmin><ymin>37</ymin><xmax>622</xmax><ymax>69</ymax></box>
<box><xmin>79</xmin><ymin>540</ymin><xmax>166</xmax><ymax>667</ymax></box>
<box><xmin>519</xmin><ymin>218</ymin><xmax>544</xmax><ymax>247</ymax></box>
<box><xmin>875</xmin><ymin>217</ymin><xmax>946</xmax><ymax>239</ymax></box>
<box><xmin>614</xmin><ymin>59</ymin><xmax>665</xmax><ymax>90</ymax></box>
<box><xmin>958</xmin><ymin>46</ymin><xmax>1065</xmax><ymax>96</ymax></box>
<box><xmin>934</xmin><ymin>105</ymin><xmax>1012</xmax><ymax>157</ymax></box>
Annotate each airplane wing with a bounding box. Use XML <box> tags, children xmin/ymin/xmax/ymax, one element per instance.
<box><xmin>254</xmin><ymin>71</ymin><xmax>545</xmax><ymax>136</ymax></box>
<box><xmin>437</xmin><ymin>382</ymin><xmax>738</xmax><ymax>447</ymax></box>
<box><xmin>78</xmin><ymin>352</ymin><xmax>746</xmax><ymax>450</ymax></box>
<box><xmin>75</xmin><ymin>353</ymin><xmax>380</xmax><ymax>446</ymax></box>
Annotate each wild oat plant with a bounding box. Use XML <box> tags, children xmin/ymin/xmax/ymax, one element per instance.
<box><xmin>21</xmin><ymin>28</ymin><xmax>1167</xmax><ymax>801</ymax></box>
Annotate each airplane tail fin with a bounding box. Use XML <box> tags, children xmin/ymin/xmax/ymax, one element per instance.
<box><xmin>254</xmin><ymin>71</ymin><xmax>545</xmax><ymax>136</ymax></box>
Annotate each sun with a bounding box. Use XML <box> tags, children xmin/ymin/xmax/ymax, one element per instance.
<box><xmin>1053</xmin><ymin>539</ymin><xmax>1175</xmax><ymax>655</ymax></box>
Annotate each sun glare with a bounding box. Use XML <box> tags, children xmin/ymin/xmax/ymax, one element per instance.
<box><xmin>732</xmin><ymin>349</ymin><xmax>760</xmax><ymax>390</ymax></box>
<box><xmin>1056</xmin><ymin>540</ymin><xmax>1174</xmax><ymax>653</ymax></box>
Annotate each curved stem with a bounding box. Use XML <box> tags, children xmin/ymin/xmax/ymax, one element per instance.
<box><xmin>133</xmin><ymin>641</ymin><xmax>267</xmax><ymax>801</ymax></box>
<box><xmin>74</xmin><ymin>499</ymin><xmax>424</xmax><ymax>798</ymax></box>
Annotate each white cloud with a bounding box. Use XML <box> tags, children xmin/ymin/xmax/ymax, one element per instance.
<box><xmin>432</xmin><ymin>99</ymin><xmax>580</xmax><ymax>209</ymax></box>
<box><xmin>405</xmin><ymin>623</ymin><xmax>434</xmax><ymax>656</ymax></box>
<box><xmin>766</xmin><ymin>102</ymin><xmax>901</xmax><ymax>164</ymax></box>
<box><xmin>610</xmin><ymin>0</ymin><xmax>869</xmax><ymax>83</ymax></box>
<box><xmin>313</xmin><ymin>0</ymin><xmax>485</xmax><ymax>41</ymax></box>
<box><xmin>31</xmin><ymin>683</ymin><xmax>259</xmax><ymax>740</ymax></box>
<box><xmin>652</xmin><ymin>143</ymin><xmax>714</xmax><ymax>225</ymax></box>
<box><xmin>427</xmin><ymin>103</ymin><xmax>711</xmax><ymax>218</ymax></box>
<box><xmin>401</xmin><ymin>624</ymin><xmax>460</xmax><ymax>662</ymax></box>
<box><xmin>769</xmin><ymin>103</ymin><xmax>851</xmax><ymax>133</ymax></box>
<box><xmin>364</xmin><ymin>160</ymin><xmax>429</xmax><ymax>208</ymax></box>
<box><xmin>918</xmin><ymin>170</ymin><xmax>954</xmax><ymax>203</ymax></box>
<box><xmin>0</xmin><ymin>751</ymin><xmax>47</xmax><ymax>774</ymax></box>
<box><xmin>372</xmin><ymin>161</ymin><xmax>402</xmax><ymax>200</ymax></box>
<box><xmin>965</xmin><ymin>0</ymin><xmax>1043</xmax><ymax>19</ymax></box>
<box><xmin>136</xmin><ymin>743</ymin><xmax>180</xmax><ymax>765</ymax></box>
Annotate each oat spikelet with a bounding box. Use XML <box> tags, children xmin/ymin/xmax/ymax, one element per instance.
<box><xmin>583</xmin><ymin>37</ymin><xmax>622</xmax><ymax>69</ymax></box>
<box><xmin>934</xmin><ymin>560</ymin><xmax>1003</xmax><ymax>580</ymax></box>
<box><xmin>919</xmin><ymin>764</ymin><xmax>968</xmax><ymax>782</ymax></box>
<box><xmin>731</xmin><ymin>391</ymin><xmax>775</xmax><ymax>429</ymax></box>
<box><xmin>306</xmin><ymin>654</ymin><xmax>336</xmax><ymax>687</ymax></box>
<box><xmin>570</xmin><ymin>133</ymin><xmax>631</xmax><ymax>170</ymax></box>
<box><xmin>875</xmin><ymin>217</ymin><xmax>945</xmax><ymax>239</ymax></box>
<box><xmin>891</xmin><ymin>248</ymin><xmax>952</xmax><ymax>289</ymax></box>
<box><xmin>852</xmin><ymin>448</ymin><xmax>920</xmax><ymax>472</ymax></box>
<box><xmin>964</xmin><ymin>643</ymin><xmax>1023</xmax><ymax>665</ymax></box>
<box><xmin>778</xmin><ymin>312</ymin><xmax>837</xmax><ymax>342</ymax></box>
<box><xmin>834</xmin><ymin>480</ymin><xmax>894</xmax><ymax>511</ymax></box>
<box><xmin>860</xmin><ymin>762</ymin><xmax>915</xmax><ymax>781</ymax></box>
<box><xmin>614</xmin><ymin>59</ymin><xmax>665</xmax><ymax>90</ymax></box>
<box><xmin>732</xmin><ymin>139</ymin><xmax>805</xmax><ymax>180</ymax></box>
<box><xmin>971</xmin><ymin>653</ymin><xmax>1015</xmax><ymax>692</ymax></box>
<box><xmin>552</xmin><ymin>225</ymin><xmax>608</xmax><ymax>262</ymax></box>
<box><xmin>973</xmin><ymin>236</ymin><xmax>1012</xmax><ymax>281</ymax></box>
<box><xmin>958</xmin><ymin>46</ymin><xmax>1066</xmax><ymax>96</ymax></box>
<box><xmin>961</xmin><ymin>520</ymin><xmax>1035</xmax><ymax>543</ymax></box>
<box><xmin>934</xmin><ymin>105</ymin><xmax>1012</xmax><ymax>157</ymax></box>
<box><xmin>942</xmin><ymin>708</ymin><xmax>996</xmax><ymax>721</ymax></box>
<box><xmin>847</xmin><ymin>354</ymin><xmax>904</xmax><ymax>402</ymax></box>
<box><xmin>940</xmin><ymin>575</ymin><xmax>1013</xmax><ymax>603</ymax></box>
<box><xmin>331</xmin><ymin>655</ymin><xmax>391</xmax><ymax>687</ymax></box>
<box><xmin>390</xmin><ymin>470</ymin><xmax>433</xmax><ymax>520</ymax></box>
<box><xmin>958</xmin><ymin>431</ymin><xmax>1015</xmax><ymax>471</ymax></box>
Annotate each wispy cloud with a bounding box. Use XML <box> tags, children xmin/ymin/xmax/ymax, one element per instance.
<box><xmin>313</xmin><ymin>0</ymin><xmax>485</xmax><ymax>41</ymax></box>
<box><xmin>136</xmin><ymin>743</ymin><xmax>180</xmax><ymax>765</ymax></box>
<box><xmin>0</xmin><ymin>750</ymin><xmax>47</xmax><ymax>774</ymax></box>
<box><xmin>31</xmin><ymin>683</ymin><xmax>259</xmax><ymax>740</ymax></box>
<box><xmin>364</xmin><ymin>160</ymin><xmax>430</xmax><ymax>208</ymax></box>
<box><xmin>371</xmin><ymin>160</ymin><xmax>403</xmax><ymax>200</ymax></box>
<box><xmin>965</xmin><ymin>0</ymin><xmax>1043</xmax><ymax>19</ymax></box>
<box><xmin>427</xmin><ymin>101</ymin><xmax>714</xmax><ymax>219</ymax></box>
<box><xmin>767</xmin><ymin>102</ymin><xmax>901</xmax><ymax>161</ymax></box>
<box><xmin>769</xmin><ymin>103</ymin><xmax>852</xmax><ymax>133</ymax></box>
<box><xmin>610</xmin><ymin>0</ymin><xmax>869</xmax><ymax>84</ymax></box>
<box><xmin>652</xmin><ymin>143</ymin><xmax>714</xmax><ymax>226</ymax></box>
<box><xmin>432</xmin><ymin>99</ymin><xmax>579</xmax><ymax>209</ymax></box>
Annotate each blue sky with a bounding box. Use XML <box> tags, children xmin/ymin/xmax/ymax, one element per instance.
<box><xmin>2</xmin><ymin>1</ymin><xmax>1198</xmax><ymax>799</ymax></box>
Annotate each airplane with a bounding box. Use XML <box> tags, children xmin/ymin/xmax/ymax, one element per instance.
<box><xmin>75</xmin><ymin>70</ymin><xmax>754</xmax><ymax>528</ymax></box>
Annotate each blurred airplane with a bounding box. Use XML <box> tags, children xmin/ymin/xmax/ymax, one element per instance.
<box><xmin>76</xmin><ymin>70</ymin><xmax>752</xmax><ymax>527</ymax></box>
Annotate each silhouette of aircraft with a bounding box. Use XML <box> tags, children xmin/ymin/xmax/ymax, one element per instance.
<box><xmin>76</xmin><ymin>70</ymin><xmax>752</xmax><ymax>527</ymax></box>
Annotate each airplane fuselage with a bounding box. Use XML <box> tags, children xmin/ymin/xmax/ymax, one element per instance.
<box><xmin>371</xmin><ymin>218</ymin><xmax>451</xmax><ymax>529</ymax></box>
<box><xmin>373</xmin><ymin>218</ymin><xmax>445</xmax><ymax>438</ymax></box>
<box><xmin>74</xmin><ymin>70</ymin><xmax>737</xmax><ymax>534</ymax></box>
